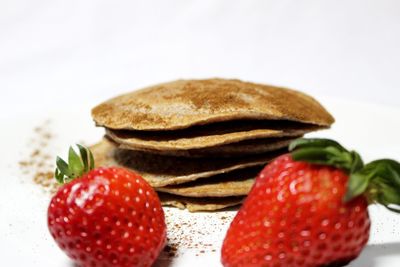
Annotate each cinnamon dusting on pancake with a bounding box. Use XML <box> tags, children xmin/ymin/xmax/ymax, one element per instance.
<box><xmin>92</xmin><ymin>78</ymin><xmax>334</xmax><ymax>131</ymax></box>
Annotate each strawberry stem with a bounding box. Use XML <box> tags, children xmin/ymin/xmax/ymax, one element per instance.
<box><xmin>290</xmin><ymin>138</ymin><xmax>400</xmax><ymax>213</ymax></box>
<box><xmin>55</xmin><ymin>145</ymin><xmax>95</xmax><ymax>184</ymax></box>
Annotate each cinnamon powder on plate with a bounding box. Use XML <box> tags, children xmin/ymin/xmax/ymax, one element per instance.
<box><xmin>19</xmin><ymin>120</ymin><xmax>59</xmax><ymax>194</ymax></box>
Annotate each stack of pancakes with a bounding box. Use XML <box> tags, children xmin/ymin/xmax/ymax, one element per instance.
<box><xmin>90</xmin><ymin>79</ymin><xmax>334</xmax><ymax>212</ymax></box>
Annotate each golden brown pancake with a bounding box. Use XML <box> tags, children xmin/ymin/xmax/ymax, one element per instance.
<box><xmin>156</xmin><ymin>167</ymin><xmax>258</xmax><ymax>197</ymax></box>
<box><xmin>92</xmin><ymin>79</ymin><xmax>334</xmax><ymax>131</ymax></box>
<box><xmin>158</xmin><ymin>193</ymin><xmax>243</xmax><ymax>212</ymax></box>
<box><xmin>91</xmin><ymin>138</ymin><xmax>284</xmax><ymax>187</ymax></box>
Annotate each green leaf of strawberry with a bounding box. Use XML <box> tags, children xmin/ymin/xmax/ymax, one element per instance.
<box><xmin>289</xmin><ymin>138</ymin><xmax>364</xmax><ymax>172</ymax></box>
<box><xmin>358</xmin><ymin>159</ymin><xmax>400</xmax><ymax>212</ymax></box>
<box><xmin>55</xmin><ymin>145</ymin><xmax>95</xmax><ymax>184</ymax></box>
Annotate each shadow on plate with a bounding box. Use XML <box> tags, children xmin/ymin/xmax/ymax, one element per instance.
<box><xmin>152</xmin><ymin>252</ymin><xmax>174</xmax><ymax>267</ymax></box>
<box><xmin>347</xmin><ymin>242</ymin><xmax>400</xmax><ymax>267</ymax></box>
<box><xmin>65</xmin><ymin>242</ymin><xmax>400</xmax><ymax>267</ymax></box>
<box><xmin>68</xmin><ymin>256</ymin><xmax>174</xmax><ymax>267</ymax></box>
<box><xmin>153</xmin><ymin>242</ymin><xmax>400</xmax><ymax>267</ymax></box>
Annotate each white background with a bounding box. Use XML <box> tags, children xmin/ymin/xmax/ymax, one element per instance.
<box><xmin>0</xmin><ymin>0</ymin><xmax>399</xmax><ymax>115</ymax></box>
<box><xmin>1</xmin><ymin>1</ymin><xmax>400</xmax><ymax>267</ymax></box>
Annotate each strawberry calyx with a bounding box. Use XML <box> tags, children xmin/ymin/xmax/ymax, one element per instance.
<box><xmin>289</xmin><ymin>138</ymin><xmax>400</xmax><ymax>213</ymax></box>
<box><xmin>289</xmin><ymin>138</ymin><xmax>364</xmax><ymax>173</ymax></box>
<box><xmin>349</xmin><ymin>159</ymin><xmax>400</xmax><ymax>212</ymax></box>
<box><xmin>55</xmin><ymin>145</ymin><xmax>95</xmax><ymax>184</ymax></box>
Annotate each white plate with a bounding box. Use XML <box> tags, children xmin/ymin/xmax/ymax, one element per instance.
<box><xmin>0</xmin><ymin>97</ymin><xmax>399</xmax><ymax>267</ymax></box>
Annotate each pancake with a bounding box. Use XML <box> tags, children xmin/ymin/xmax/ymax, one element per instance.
<box><xmin>111</xmin><ymin>135</ymin><xmax>298</xmax><ymax>158</ymax></box>
<box><xmin>156</xmin><ymin>167</ymin><xmax>258</xmax><ymax>197</ymax></box>
<box><xmin>105</xmin><ymin>119</ymin><xmax>320</xmax><ymax>151</ymax></box>
<box><xmin>159</xmin><ymin>193</ymin><xmax>243</xmax><ymax>212</ymax></box>
<box><xmin>91</xmin><ymin>138</ymin><xmax>284</xmax><ymax>187</ymax></box>
<box><xmin>92</xmin><ymin>79</ymin><xmax>334</xmax><ymax>131</ymax></box>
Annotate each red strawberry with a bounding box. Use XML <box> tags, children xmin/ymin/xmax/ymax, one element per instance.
<box><xmin>222</xmin><ymin>138</ymin><xmax>400</xmax><ymax>267</ymax></box>
<box><xmin>48</xmin><ymin>145</ymin><xmax>166</xmax><ymax>267</ymax></box>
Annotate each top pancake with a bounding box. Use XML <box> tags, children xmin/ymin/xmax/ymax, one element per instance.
<box><xmin>92</xmin><ymin>79</ymin><xmax>334</xmax><ymax>131</ymax></box>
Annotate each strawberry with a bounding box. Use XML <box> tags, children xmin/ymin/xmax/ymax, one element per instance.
<box><xmin>47</xmin><ymin>145</ymin><xmax>166</xmax><ymax>267</ymax></box>
<box><xmin>222</xmin><ymin>138</ymin><xmax>400</xmax><ymax>267</ymax></box>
